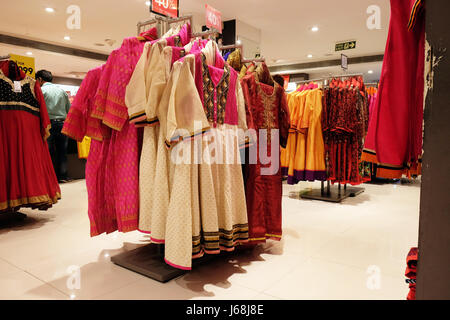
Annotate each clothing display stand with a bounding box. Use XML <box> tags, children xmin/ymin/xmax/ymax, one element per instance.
<box><xmin>294</xmin><ymin>74</ymin><xmax>365</xmax><ymax>203</ymax></box>
<box><xmin>300</xmin><ymin>181</ymin><xmax>364</xmax><ymax>203</ymax></box>
<box><xmin>112</xmin><ymin>16</ymin><xmax>220</xmax><ymax>283</ymax></box>
<box><xmin>111</xmin><ymin>244</ymin><xmax>216</xmax><ymax>283</ymax></box>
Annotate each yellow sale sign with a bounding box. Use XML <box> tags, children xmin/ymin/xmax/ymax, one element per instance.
<box><xmin>9</xmin><ymin>54</ymin><xmax>36</xmax><ymax>79</ymax></box>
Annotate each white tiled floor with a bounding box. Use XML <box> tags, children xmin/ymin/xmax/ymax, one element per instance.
<box><xmin>0</xmin><ymin>179</ymin><xmax>420</xmax><ymax>300</ymax></box>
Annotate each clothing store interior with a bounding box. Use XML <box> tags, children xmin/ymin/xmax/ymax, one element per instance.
<box><xmin>0</xmin><ymin>0</ymin><xmax>449</xmax><ymax>301</ymax></box>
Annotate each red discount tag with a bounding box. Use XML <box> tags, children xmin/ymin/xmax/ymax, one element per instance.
<box><xmin>150</xmin><ymin>0</ymin><xmax>179</xmax><ymax>18</ymax></box>
<box><xmin>282</xmin><ymin>75</ymin><xmax>290</xmax><ymax>90</ymax></box>
<box><xmin>205</xmin><ymin>4</ymin><xmax>222</xmax><ymax>33</ymax></box>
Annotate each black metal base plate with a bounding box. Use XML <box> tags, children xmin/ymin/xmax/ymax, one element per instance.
<box><xmin>299</xmin><ymin>187</ymin><xmax>365</xmax><ymax>203</ymax></box>
<box><xmin>111</xmin><ymin>244</ymin><xmax>217</xmax><ymax>283</ymax></box>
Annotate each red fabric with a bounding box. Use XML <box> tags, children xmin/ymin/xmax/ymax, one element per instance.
<box><xmin>0</xmin><ymin>61</ymin><xmax>60</xmax><ymax>212</ymax></box>
<box><xmin>241</xmin><ymin>73</ymin><xmax>290</xmax><ymax>243</ymax></box>
<box><xmin>405</xmin><ymin>247</ymin><xmax>418</xmax><ymax>300</ymax></box>
<box><xmin>364</xmin><ymin>0</ymin><xmax>425</xmax><ymax>170</ymax></box>
<box><xmin>62</xmin><ymin>65</ymin><xmax>105</xmax><ymax>142</ymax></box>
<box><xmin>322</xmin><ymin>83</ymin><xmax>369</xmax><ymax>185</ymax></box>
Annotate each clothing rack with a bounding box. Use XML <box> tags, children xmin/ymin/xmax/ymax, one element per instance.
<box><xmin>219</xmin><ymin>43</ymin><xmax>265</xmax><ymax>64</ymax></box>
<box><xmin>242</xmin><ymin>58</ymin><xmax>266</xmax><ymax>63</ymax></box>
<box><xmin>112</xmin><ymin>19</ymin><xmax>221</xmax><ymax>283</ymax></box>
<box><xmin>331</xmin><ymin>73</ymin><xmax>364</xmax><ymax>79</ymax></box>
<box><xmin>137</xmin><ymin>17</ymin><xmax>163</xmax><ymax>36</ymax></box>
<box><xmin>295</xmin><ymin>73</ymin><xmax>365</xmax><ymax>203</ymax></box>
<box><xmin>167</xmin><ymin>15</ymin><xmax>193</xmax><ymax>26</ymax></box>
<box><xmin>192</xmin><ymin>28</ymin><xmax>219</xmax><ymax>39</ymax></box>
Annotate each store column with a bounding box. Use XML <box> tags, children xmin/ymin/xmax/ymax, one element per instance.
<box><xmin>417</xmin><ymin>0</ymin><xmax>450</xmax><ymax>300</ymax></box>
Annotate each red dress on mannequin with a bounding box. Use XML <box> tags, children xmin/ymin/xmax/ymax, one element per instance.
<box><xmin>0</xmin><ymin>60</ymin><xmax>60</xmax><ymax>211</ymax></box>
<box><xmin>362</xmin><ymin>0</ymin><xmax>425</xmax><ymax>178</ymax></box>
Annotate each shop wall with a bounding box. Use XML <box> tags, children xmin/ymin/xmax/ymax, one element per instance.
<box><xmin>417</xmin><ymin>0</ymin><xmax>450</xmax><ymax>300</ymax></box>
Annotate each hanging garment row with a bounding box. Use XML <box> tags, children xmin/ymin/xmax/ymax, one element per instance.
<box><xmin>0</xmin><ymin>59</ymin><xmax>61</xmax><ymax>212</ymax></box>
<box><xmin>281</xmin><ymin>75</ymin><xmax>371</xmax><ymax>186</ymax></box>
<box><xmin>63</xmin><ymin>23</ymin><xmax>290</xmax><ymax>270</ymax></box>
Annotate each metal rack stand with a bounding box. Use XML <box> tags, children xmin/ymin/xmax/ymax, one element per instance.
<box><xmin>111</xmin><ymin>244</ymin><xmax>217</xmax><ymax>283</ymax></box>
<box><xmin>300</xmin><ymin>181</ymin><xmax>365</xmax><ymax>203</ymax></box>
<box><xmin>294</xmin><ymin>74</ymin><xmax>365</xmax><ymax>203</ymax></box>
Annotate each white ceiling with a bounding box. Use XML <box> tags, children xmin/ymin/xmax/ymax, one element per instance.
<box><xmin>0</xmin><ymin>0</ymin><xmax>390</xmax><ymax>80</ymax></box>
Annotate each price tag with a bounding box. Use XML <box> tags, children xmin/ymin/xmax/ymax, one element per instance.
<box><xmin>13</xmin><ymin>81</ymin><xmax>22</xmax><ymax>93</ymax></box>
<box><xmin>150</xmin><ymin>0</ymin><xmax>179</xmax><ymax>18</ymax></box>
<box><xmin>9</xmin><ymin>53</ymin><xmax>36</xmax><ymax>79</ymax></box>
<box><xmin>205</xmin><ymin>4</ymin><xmax>222</xmax><ymax>33</ymax></box>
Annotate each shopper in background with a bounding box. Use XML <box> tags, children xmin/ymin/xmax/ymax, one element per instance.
<box><xmin>36</xmin><ymin>70</ymin><xmax>72</xmax><ymax>183</ymax></box>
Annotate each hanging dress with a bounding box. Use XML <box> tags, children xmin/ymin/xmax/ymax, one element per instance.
<box><xmin>157</xmin><ymin>42</ymin><xmax>249</xmax><ymax>269</ymax></box>
<box><xmin>241</xmin><ymin>63</ymin><xmax>290</xmax><ymax>243</ymax></box>
<box><xmin>0</xmin><ymin>61</ymin><xmax>61</xmax><ymax>212</ymax></box>
<box><xmin>362</xmin><ymin>0</ymin><xmax>425</xmax><ymax>178</ymax></box>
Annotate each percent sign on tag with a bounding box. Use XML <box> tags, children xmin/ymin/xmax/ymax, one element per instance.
<box><xmin>150</xmin><ymin>0</ymin><xmax>179</xmax><ymax>18</ymax></box>
<box><xmin>205</xmin><ymin>4</ymin><xmax>222</xmax><ymax>33</ymax></box>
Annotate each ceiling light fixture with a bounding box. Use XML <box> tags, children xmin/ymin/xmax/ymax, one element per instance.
<box><xmin>368</xmin><ymin>70</ymin><xmax>374</xmax><ymax>74</ymax></box>
<box><xmin>311</xmin><ymin>26</ymin><xmax>319</xmax><ymax>32</ymax></box>
<box><xmin>145</xmin><ymin>1</ymin><xmax>150</xmax><ymax>5</ymax></box>
<box><xmin>45</xmin><ymin>7</ymin><xmax>55</xmax><ymax>13</ymax></box>
<box><xmin>26</xmin><ymin>51</ymin><xmax>33</xmax><ymax>56</ymax></box>
<box><xmin>236</xmin><ymin>39</ymin><xmax>241</xmax><ymax>45</ymax></box>
<box><xmin>64</xmin><ymin>36</ymin><xmax>71</xmax><ymax>41</ymax></box>
<box><xmin>307</xmin><ymin>54</ymin><xmax>313</xmax><ymax>58</ymax></box>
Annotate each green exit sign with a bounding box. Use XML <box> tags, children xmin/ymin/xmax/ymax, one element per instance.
<box><xmin>335</xmin><ymin>41</ymin><xmax>357</xmax><ymax>51</ymax></box>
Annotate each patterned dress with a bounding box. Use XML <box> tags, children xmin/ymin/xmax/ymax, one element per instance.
<box><xmin>158</xmin><ymin>41</ymin><xmax>249</xmax><ymax>270</ymax></box>
<box><xmin>125</xmin><ymin>26</ymin><xmax>193</xmax><ymax>236</ymax></box>
<box><xmin>241</xmin><ymin>64</ymin><xmax>290</xmax><ymax>243</ymax></box>
<box><xmin>0</xmin><ymin>61</ymin><xmax>60</xmax><ymax>212</ymax></box>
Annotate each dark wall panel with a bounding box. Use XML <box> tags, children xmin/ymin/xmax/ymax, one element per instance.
<box><xmin>417</xmin><ymin>0</ymin><xmax>450</xmax><ymax>300</ymax></box>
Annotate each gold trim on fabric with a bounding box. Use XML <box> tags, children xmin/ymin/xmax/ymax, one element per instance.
<box><xmin>0</xmin><ymin>69</ymin><xmax>35</xmax><ymax>90</ymax></box>
<box><xmin>0</xmin><ymin>101</ymin><xmax>40</xmax><ymax>113</ymax></box>
<box><xmin>0</xmin><ymin>192</ymin><xmax>61</xmax><ymax>211</ymax></box>
<box><xmin>257</xmin><ymin>81</ymin><xmax>278</xmax><ymax>144</ymax></box>
<box><xmin>44</xmin><ymin>124</ymin><xmax>51</xmax><ymax>140</ymax></box>
<box><xmin>377</xmin><ymin>162</ymin><xmax>404</xmax><ymax>169</ymax></box>
<box><xmin>129</xmin><ymin>110</ymin><xmax>146</xmax><ymax>119</ymax></box>
<box><xmin>102</xmin><ymin>119</ymin><xmax>123</xmax><ymax>131</ymax></box>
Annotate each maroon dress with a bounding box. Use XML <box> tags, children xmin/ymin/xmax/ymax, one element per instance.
<box><xmin>0</xmin><ymin>60</ymin><xmax>60</xmax><ymax>212</ymax></box>
<box><xmin>241</xmin><ymin>66</ymin><xmax>290</xmax><ymax>243</ymax></box>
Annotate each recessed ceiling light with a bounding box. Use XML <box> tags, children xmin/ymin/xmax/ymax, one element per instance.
<box><xmin>64</xmin><ymin>36</ymin><xmax>71</xmax><ymax>41</ymax></box>
<box><xmin>307</xmin><ymin>54</ymin><xmax>313</xmax><ymax>58</ymax></box>
<box><xmin>311</xmin><ymin>26</ymin><xmax>319</xmax><ymax>32</ymax></box>
<box><xmin>45</xmin><ymin>7</ymin><xmax>55</xmax><ymax>13</ymax></box>
<box><xmin>368</xmin><ymin>70</ymin><xmax>374</xmax><ymax>74</ymax></box>
<box><xmin>26</xmin><ymin>51</ymin><xmax>33</xmax><ymax>56</ymax></box>
<box><xmin>145</xmin><ymin>1</ymin><xmax>150</xmax><ymax>6</ymax></box>
<box><xmin>236</xmin><ymin>39</ymin><xmax>241</xmax><ymax>45</ymax></box>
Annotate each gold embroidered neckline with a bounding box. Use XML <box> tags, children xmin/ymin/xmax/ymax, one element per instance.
<box><xmin>0</xmin><ymin>69</ymin><xmax>33</xmax><ymax>88</ymax></box>
<box><xmin>256</xmin><ymin>80</ymin><xmax>278</xmax><ymax>98</ymax></box>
